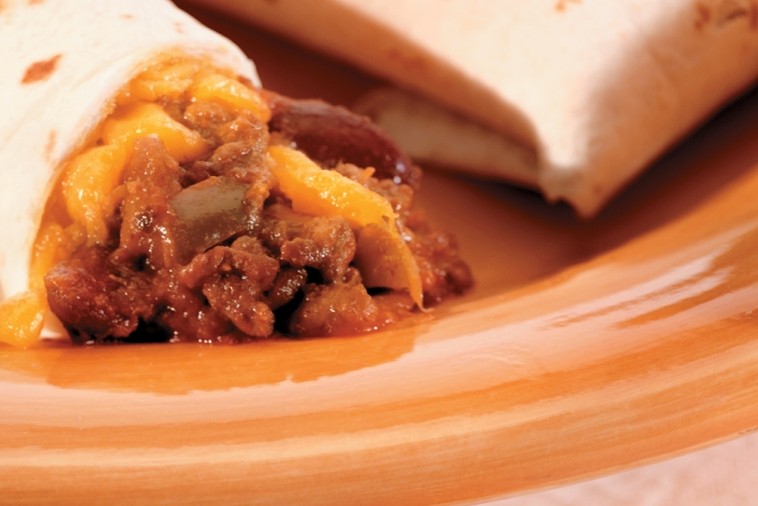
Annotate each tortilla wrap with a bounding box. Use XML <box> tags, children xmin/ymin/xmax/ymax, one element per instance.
<box><xmin>0</xmin><ymin>0</ymin><xmax>257</xmax><ymax>306</ymax></box>
<box><xmin>0</xmin><ymin>0</ymin><xmax>470</xmax><ymax>346</ymax></box>
<box><xmin>194</xmin><ymin>0</ymin><xmax>758</xmax><ymax>215</ymax></box>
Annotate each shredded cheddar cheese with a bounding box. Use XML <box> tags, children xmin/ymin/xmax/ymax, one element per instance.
<box><xmin>102</xmin><ymin>103</ymin><xmax>209</xmax><ymax>162</ymax></box>
<box><xmin>190</xmin><ymin>73</ymin><xmax>270</xmax><ymax>123</ymax></box>
<box><xmin>61</xmin><ymin>144</ymin><xmax>128</xmax><ymax>245</ymax></box>
<box><xmin>128</xmin><ymin>60</ymin><xmax>199</xmax><ymax>102</ymax></box>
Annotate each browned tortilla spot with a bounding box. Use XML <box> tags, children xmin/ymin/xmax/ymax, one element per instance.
<box><xmin>22</xmin><ymin>54</ymin><xmax>62</xmax><ymax>84</ymax></box>
<box><xmin>695</xmin><ymin>2</ymin><xmax>711</xmax><ymax>30</ymax></box>
<box><xmin>174</xmin><ymin>21</ymin><xmax>185</xmax><ymax>34</ymax></box>
<box><xmin>555</xmin><ymin>0</ymin><xmax>581</xmax><ymax>12</ymax></box>
<box><xmin>45</xmin><ymin>130</ymin><xmax>57</xmax><ymax>163</ymax></box>
<box><xmin>121</xmin><ymin>13</ymin><xmax>135</xmax><ymax>20</ymax></box>
<box><xmin>27</xmin><ymin>0</ymin><xmax>43</xmax><ymax>4</ymax></box>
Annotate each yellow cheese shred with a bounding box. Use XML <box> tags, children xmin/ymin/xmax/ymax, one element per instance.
<box><xmin>0</xmin><ymin>292</ymin><xmax>45</xmax><ymax>348</ymax></box>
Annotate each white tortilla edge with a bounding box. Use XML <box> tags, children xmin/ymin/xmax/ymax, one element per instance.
<box><xmin>194</xmin><ymin>0</ymin><xmax>758</xmax><ymax>216</ymax></box>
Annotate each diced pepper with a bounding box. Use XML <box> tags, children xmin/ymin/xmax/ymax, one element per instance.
<box><xmin>170</xmin><ymin>176</ymin><xmax>251</xmax><ymax>262</ymax></box>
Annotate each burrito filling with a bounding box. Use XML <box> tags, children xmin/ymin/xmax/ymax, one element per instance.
<box><xmin>1</xmin><ymin>56</ymin><xmax>471</xmax><ymax>346</ymax></box>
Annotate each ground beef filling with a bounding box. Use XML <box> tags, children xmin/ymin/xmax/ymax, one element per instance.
<box><xmin>44</xmin><ymin>94</ymin><xmax>472</xmax><ymax>344</ymax></box>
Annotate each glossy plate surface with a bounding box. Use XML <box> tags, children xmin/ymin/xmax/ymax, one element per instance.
<box><xmin>2</xmin><ymin>6</ymin><xmax>758</xmax><ymax>505</ymax></box>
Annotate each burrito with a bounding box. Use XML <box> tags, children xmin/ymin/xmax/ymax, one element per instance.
<box><xmin>0</xmin><ymin>0</ymin><xmax>471</xmax><ymax>347</ymax></box>
<box><xmin>196</xmin><ymin>0</ymin><xmax>758</xmax><ymax>216</ymax></box>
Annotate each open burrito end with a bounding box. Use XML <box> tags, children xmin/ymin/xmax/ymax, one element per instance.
<box><xmin>0</xmin><ymin>55</ymin><xmax>471</xmax><ymax>347</ymax></box>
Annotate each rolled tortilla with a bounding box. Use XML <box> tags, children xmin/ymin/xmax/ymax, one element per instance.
<box><xmin>0</xmin><ymin>0</ymin><xmax>257</xmax><ymax>330</ymax></box>
<box><xmin>196</xmin><ymin>0</ymin><xmax>758</xmax><ymax>216</ymax></box>
<box><xmin>0</xmin><ymin>0</ymin><xmax>469</xmax><ymax>347</ymax></box>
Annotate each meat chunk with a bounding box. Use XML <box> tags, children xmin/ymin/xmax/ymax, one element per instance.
<box><xmin>113</xmin><ymin>137</ymin><xmax>182</xmax><ymax>271</ymax></box>
<box><xmin>45</xmin><ymin>264</ymin><xmax>133</xmax><ymax>343</ymax></box>
<box><xmin>279</xmin><ymin>217</ymin><xmax>355</xmax><ymax>283</ymax></box>
<box><xmin>406</xmin><ymin>211</ymin><xmax>473</xmax><ymax>304</ymax></box>
<box><xmin>288</xmin><ymin>270</ymin><xmax>382</xmax><ymax>336</ymax></box>
<box><xmin>179</xmin><ymin>245</ymin><xmax>279</xmax><ymax>339</ymax></box>
<box><xmin>261</xmin><ymin>204</ymin><xmax>356</xmax><ymax>283</ymax></box>
<box><xmin>266</xmin><ymin>267</ymin><xmax>307</xmax><ymax>310</ymax></box>
<box><xmin>44</xmin><ymin>247</ymin><xmax>156</xmax><ymax>343</ymax></box>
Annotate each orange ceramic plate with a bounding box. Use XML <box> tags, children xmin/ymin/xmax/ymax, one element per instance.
<box><xmin>1</xmin><ymin>7</ymin><xmax>757</xmax><ymax>505</ymax></box>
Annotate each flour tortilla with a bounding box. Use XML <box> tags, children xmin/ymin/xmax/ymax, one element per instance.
<box><xmin>196</xmin><ymin>0</ymin><xmax>758</xmax><ymax>216</ymax></box>
<box><xmin>0</xmin><ymin>0</ymin><xmax>258</xmax><ymax>305</ymax></box>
